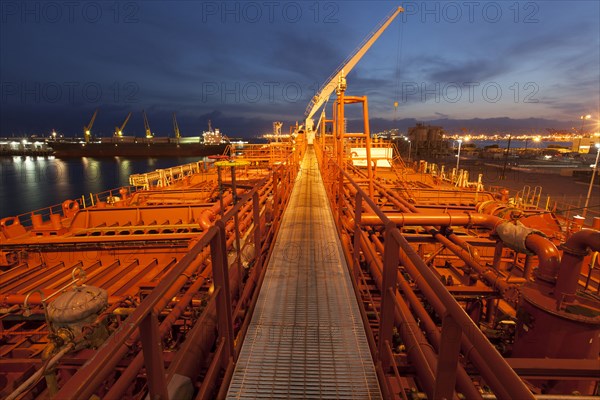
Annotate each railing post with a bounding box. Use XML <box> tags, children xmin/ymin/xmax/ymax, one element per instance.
<box><xmin>140</xmin><ymin>311</ymin><xmax>169</xmax><ymax>400</ymax></box>
<box><xmin>433</xmin><ymin>314</ymin><xmax>462</xmax><ymax>399</ymax></box>
<box><xmin>273</xmin><ymin>170</ymin><xmax>280</xmax><ymax>226</ymax></box>
<box><xmin>353</xmin><ymin>192</ymin><xmax>363</xmax><ymax>281</ymax></box>
<box><xmin>378</xmin><ymin>223</ymin><xmax>399</xmax><ymax>370</ymax></box>
<box><xmin>216</xmin><ymin>166</ymin><xmax>225</xmax><ymax>218</ymax></box>
<box><xmin>252</xmin><ymin>191</ymin><xmax>262</xmax><ymax>271</ymax></box>
<box><xmin>231</xmin><ymin>165</ymin><xmax>243</xmax><ymax>297</ymax></box>
<box><xmin>210</xmin><ymin>221</ymin><xmax>235</xmax><ymax>363</ymax></box>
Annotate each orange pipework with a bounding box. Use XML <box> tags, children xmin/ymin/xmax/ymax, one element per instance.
<box><xmin>355</xmin><ymin>212</ymin><xmax>562</xmax><ymax>282</ymax></box>
<box><xmin>555</xmin><ymin>229</ymin><xmax>600</xmax><ymax>302</ymax></box>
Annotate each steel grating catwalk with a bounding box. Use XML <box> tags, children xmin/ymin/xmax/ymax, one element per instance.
<box><xmin>227</xmin><ymin>147</ymin><xmax>382</xmax><ymax>399</ymax></box>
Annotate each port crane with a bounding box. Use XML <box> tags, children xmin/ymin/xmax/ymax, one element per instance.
<box><xmin>143</xmin><ymin>110</ymin><xmax>153</xmax><ymax>139</ymax></box>
<box><xmin>83</xmin><ymin>109</ymin><xmax>98</xmax><ymax>144</ymax></box>
<box><xmin>114</xmin><ymin>112</ymin><xmax>132</xmax><ymax>137</ymax></box>
<box><xmin>172</xmin><ymin>112</ymin><xmax>181</xmax><ymax>139</ymax></box>
<box><xmin>303</xmin><ymin>6</ymin><xmax>403</xmax><ymax>142</ymax></box>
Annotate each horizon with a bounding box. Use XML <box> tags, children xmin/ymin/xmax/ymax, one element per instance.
<box><xmin>0</xmin><ymin>116</ymin><xmax>596</xmax><ymax>139</ymax></box>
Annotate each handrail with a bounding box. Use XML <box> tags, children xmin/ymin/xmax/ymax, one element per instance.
<box><xmin>53</xmin><ymin>169</ymin><xmax>281</xmax><ymax>399</ymax></box>
<box><xmin>3</xmin><ymin>186</ymin><xmax>140</xmax><ymax>228</ymax></box>
<box><xmin>319</xmin><ymin>153</ymin><xmax>535</xmax><ymax>399</ymax></box>
<box><xmin>54</xmin><ymin>223</ymin><xmax>226</xmax><ymax>399</ymax></box>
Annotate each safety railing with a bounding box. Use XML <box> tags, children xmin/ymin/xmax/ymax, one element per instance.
<box><xmin>129</xmin><ymin>160</ymin><xmax>209</xmax><ymax>189</ymax></box>
<box><xmin>229</xmin><ymin>142</ymin><xmax>297</xmax><ymax>167</ymax></box>
<box><xmin>50</xmin><ymin>158</ymin><xmax>299</xmax><ymax>399</ymax></box>
<box><xmin>1</xmin><ymin>186</ymin><xmax>140</xmax><ymax>228</ymax></box>
<box><xmin>317</xmin><ymin>149</ymin><xmax>535</xmax><ymax>399</ymax></box>
<box><xmin>487</xmin><ymin>184</ymin><xmax>600</xmax><ymax>227</ymax></box>
<box><xmin>53</xmin><ymin>212</ymin><xmax>235</xmax><ymax>399</ymax></box>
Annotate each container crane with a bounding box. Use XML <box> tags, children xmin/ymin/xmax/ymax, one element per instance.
<box><xmin>142</xmin><ymin>110</ymin><xmax>153</xmax><ymax>139</ymax></box>
<box><xmin>303</xmin><ymin>6</ymin><xmax>403</xmax><ymax>143</ymax></box>
<box><xmin>172</xmin><ymin>112</ymin><xmax>181</xmax><ymax>139</ymax></box>
<box><xmin>114</xmin><ymin>112</ymin><xmax>132</xmax><ymax>137</ymax></box>
<box><xmin>83</xmin><ymin>109</ymin><xmax>98</xmax><ymax>144</ymax></box>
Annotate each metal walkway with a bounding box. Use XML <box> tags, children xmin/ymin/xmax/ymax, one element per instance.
<box><xmin>227</xmin><ymin>147</ymin><xmax>381</xmax><ymax>399</ymax></box>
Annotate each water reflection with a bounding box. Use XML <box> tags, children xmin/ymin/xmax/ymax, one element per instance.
<box><xmin>116</xmin><ymin>158</ymin><xmax>132</xmax><ymax>184</ymax></box>
<box><xmin>1</xmin><ymin>156</ymin><xmax>204</xmax><ymax>217</ymax></box>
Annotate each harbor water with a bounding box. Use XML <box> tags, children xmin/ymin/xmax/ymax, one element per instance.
<box><xmin>0</xmin><ymin>156</ymin><xmax>204</xmax><ymax>218</ymax></box>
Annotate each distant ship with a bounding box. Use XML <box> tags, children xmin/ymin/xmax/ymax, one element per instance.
<box><xmin>49</xmin><ymin>117</ymin><xmax>229</xmax><ymax>158</ymax></box>
<box><xmin>48</xmin><ymin>137</ymin><xmax>228</xmax><ymax>158</ymax></box>
<box><xmin>46</xmin><ymin>110</ymin><xmax>229</xmax><ymax>157</ymax></box>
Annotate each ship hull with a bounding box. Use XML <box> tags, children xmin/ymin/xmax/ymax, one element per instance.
<box><xmin>50</xmin><ymin>141</ymin><xmax>228</xmax><ymax>157</ymax></box>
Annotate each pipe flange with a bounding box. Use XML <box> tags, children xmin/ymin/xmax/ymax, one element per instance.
<box><xmin>502</xmin><ymin>285</ymin><xmax>520</xmax><ymax>304</ymax></box>
<box><xmin>533</xmin><ymin>269</ymin><xmax>557</xmax><ymax>284</ymax></box>
<box><xmin>559</xmin><ymin>243</ymin><xmax>589</xmax><ymax>257</ymax></box>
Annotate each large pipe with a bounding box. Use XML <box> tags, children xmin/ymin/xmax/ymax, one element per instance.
<box><xmin>355</xmin><ymin>212</ymin><xmax>561</xmax><ymax>282</ymax></box>
<box><xmin>357</xmin><ymin>231</ymin><xmax>440</xmax><ymax>397</ymax></box>
<box><xmin>395</xmin><ymin>273</ymin><xmax>483</xmax><ymax>399</ymax></box>
<box><xmin>525</xmin><ymin>234</ymin><xmax>562</xmax><ymax>282</ymax></box>
<box><xmin>393</xmin><ymin>288</ymin><xmax>438</xmax><ymax>398</ymax></box>
<box><xmin>103</xmin><ymin>234</ymin><xmax>240</xmax><ymax>400</ymax></box>
<box><xmin>377</xmin><ymin>181</ymin><xmax>562</xmax><ymax>281</ymax></box>
<box><xmin>333</xmin><ymin>150</ymin><xmax>538</xmax><ymax>398</ymax></box>
<box><xmin>0</xmin><ymin>293</ymin><xmax>124</xmax><ymax>306</ymax></box>
<box><xmin>104</xmin><ymin>184</ymin><xmax>275</xmax><ymax>399</ymax></box>
<box><xmin>345</xmin><ymin>202</ymin><xmax>523</xmax><ymax>398</ymax></box>
<box><xmin>447</xmin><ymin>233</ymin><xmax>481</xmax><ymax>263</ymax></box>
<box><xmin>394</xmin><ymin>229</ymin><xmax>533</xmax><ymax>399</ymax></box>
<box><xmin>429</xmin><ymin>230</ymin><xmax>520</xmax><ymax>299</ymax></box>
<box><xmin>360</xmin><ymin>231</ymin><xmax>483</xmax><ymax>399</ymax></box>
<box><xmin>555</xmin><ymin>229</ymin><xmax>600</xmax><ymax>301</ymax></box>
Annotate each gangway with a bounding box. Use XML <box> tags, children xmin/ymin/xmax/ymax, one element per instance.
<box><xmin>227</xmin><ymin>147</ymin><xmax>381</xmax><ymax>398</ymax></box>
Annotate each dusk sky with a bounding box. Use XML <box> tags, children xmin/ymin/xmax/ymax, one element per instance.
<box><xmin>1</xmin><ymin>1</ymin><xmax>599</xmax><ymax>138</ymax></box>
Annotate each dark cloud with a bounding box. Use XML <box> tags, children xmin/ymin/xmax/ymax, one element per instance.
<box><xmin>426</xmin><ymin>59</ymin><xmax>508</xmax><ymax>84</ymax></box>
<box><xmin>349</xmin><ymin>116</ymin><xmax>577</xmax><ymax>135</ymax></box>
<box><xmin>1</xmin><ymin>2</ymin><xmax>598</xmax><ymax>136</ymax></box>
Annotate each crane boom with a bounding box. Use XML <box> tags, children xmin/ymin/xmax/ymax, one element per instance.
<box><xmin>83</xmin><ymin>108</ymin><xmax>98</xmax><ymax>143</ymax></box>
<box><xmin>114</xmin><ymin>112</ymin><xmax>132</xmax><ymax>137</ymax></box>
<box><xmin>173</xmin><ymin>112</ymin><xmax>181</xmax><ymax>139</ymax></box>
<box><xmin>143</xmin><ymin>110</ymin><xmax>153</xmax><ymax>138</ymax></box>
<box><xmin>304</xmin><ymin>6</ymin><xmax>403</xmax><ymax>132</ymax></box>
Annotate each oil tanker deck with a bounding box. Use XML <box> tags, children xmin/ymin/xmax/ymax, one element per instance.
<box><xmin>2</xmin><ymin>105</ymin><xmax>599</xmax><ymax>399</ymax></box>
<box><xmin>1</xmin><ymin>6</ymin><xmax>599</xmax><ymax>400</ymax></box>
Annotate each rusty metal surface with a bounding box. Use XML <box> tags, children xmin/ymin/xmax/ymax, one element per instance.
<box><xmin>227</xmin><ymin>148</ymin><xmax>381</xmax><ymax>399</ymax></box>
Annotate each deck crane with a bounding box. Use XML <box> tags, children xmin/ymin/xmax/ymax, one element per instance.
<box><xmin>303</xmin><ymin>6</ymin><xmax>403</xmax><ymax>143</ymax></box>
<box><xmin>142</xmin><ymin>110</ymin><xmax>153</xmax><ymax>138</ymax></box>
<box><xmin>172</xmin><ymin>112</ymin><xmax>181</xmax><ymax>139</ymax></box>
<box><xmin>114</xmin><ymin>112</ymin><xmax>132</xmax><ymax>137</ymax></box>
<box><xmin>83</xmin><ymin>109</ymin><xmax>98</xmax><ymax>143</ymax></box>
